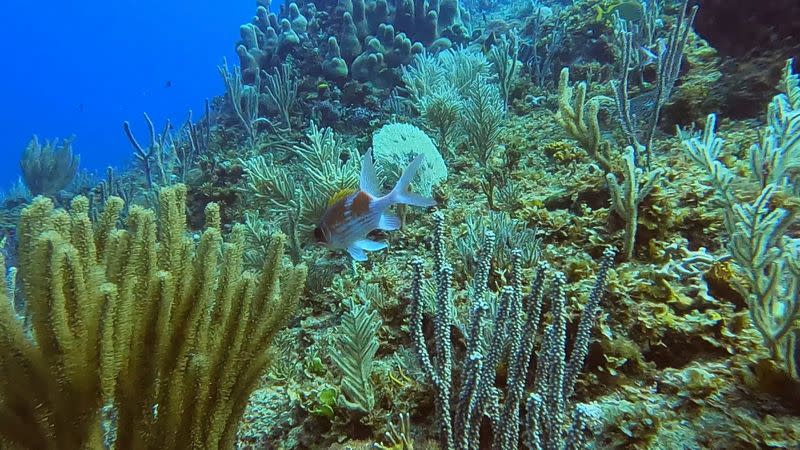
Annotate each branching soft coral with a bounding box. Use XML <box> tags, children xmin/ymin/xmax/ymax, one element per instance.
<box><xmin>0</xmin><ymin>184</ymin><xmax>306</xmax><ymax>449</ymax></box>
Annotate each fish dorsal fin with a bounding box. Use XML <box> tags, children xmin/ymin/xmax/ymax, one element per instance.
<box><xmin>360</xmin><ymin>149</ymin><xmax>382</xmax><ymax>197</ymax></box>
<box><xmin>327</xmin><ymin>188</ymin><xmax>357</xmax><ymax>207</ymax></box>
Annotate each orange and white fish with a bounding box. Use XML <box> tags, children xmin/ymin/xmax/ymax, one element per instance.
<box><xmin>314</xmin><ymin>149</ymin><xmax>435</xmax><ymax>261</ymax></box>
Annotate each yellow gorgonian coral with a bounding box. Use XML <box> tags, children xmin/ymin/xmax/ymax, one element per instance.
<box><xmin>0</xmin><ymin>185</ymin><xmax>306</xmax><ymax>449</ymax></box>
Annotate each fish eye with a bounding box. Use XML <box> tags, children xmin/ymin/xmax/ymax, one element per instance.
<box><xmin>314</xmin><ymin>226</ymin><xmax>326</xmax><ymax>243</ymax></box>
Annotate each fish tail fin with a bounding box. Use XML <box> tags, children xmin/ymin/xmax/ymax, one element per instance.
<box><xmin>388</xmin><ymin>154</ymin><xmax>436</xmax><ymax>208</ymax></box>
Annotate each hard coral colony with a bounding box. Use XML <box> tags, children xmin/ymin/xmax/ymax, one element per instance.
<box><xmin>2</xmin><ymin>0</ymin><xmax>800</xmax><ymax>449</ymax></box>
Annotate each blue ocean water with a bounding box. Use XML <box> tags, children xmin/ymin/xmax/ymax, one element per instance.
<box><xmin>0</xmin><ymin>0</ymin><xmax>254</xmax><ymax>188</ymax></box>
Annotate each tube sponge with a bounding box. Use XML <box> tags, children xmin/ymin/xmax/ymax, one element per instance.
<box><xmin>288</xmin><ymin>3</ymin><xmax>307</xmax><ymax>33</ymax></box>
<box><xmin>323</xmin><ymin>37</ymin><xmax>349</xmax><ymax>80</ymax></box>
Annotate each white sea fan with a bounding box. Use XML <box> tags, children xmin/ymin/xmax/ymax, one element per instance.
<box><xmin>372</xmin><ymin>123</ymin><xmax>448</xmax><ymax>196</ymax></box>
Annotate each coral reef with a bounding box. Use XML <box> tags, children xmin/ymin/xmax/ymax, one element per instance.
<box><xmin>5</xmin><ymin>0</ymin><xmax>800</xmax><ymax>448</ymax></box>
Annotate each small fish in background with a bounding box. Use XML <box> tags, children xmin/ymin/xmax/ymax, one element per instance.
<box><xmin>594</xmin><ymin>0</ymin><xmax>644</xmax><ymax>23</ymax></box>
<box><xmin>314</xmin><ymin>150</ymin><xmax>435</xmax><ymax>261</ymax></box>
<box><xmin>639</xmin><ymin>44</ymin><xmax>658</xmax><ymax>66</ymax></box>
<box><xmin>165</xmin><ymin>80</ymin><xmax>172</xmax><ymax>88</ymax></box>
<box><xmin>481</xmin><ymin>31</ymin><xmax>497</xmax><ymax>53</ymax></box>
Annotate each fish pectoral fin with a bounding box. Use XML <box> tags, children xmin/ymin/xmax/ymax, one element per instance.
<box><xmin>378</xmin><ymin>213</ymin><xmax>401</xmax><ymax>231</ymax></box>
<box><xmin>354</xmin><ymin>239</ymin><xmax>388</xmax><ymax>251</ymax></box>
<box><xmin>347</xmin><ymin>245</ymin><xmax>368</xmax><ymax>261</ymax></box>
